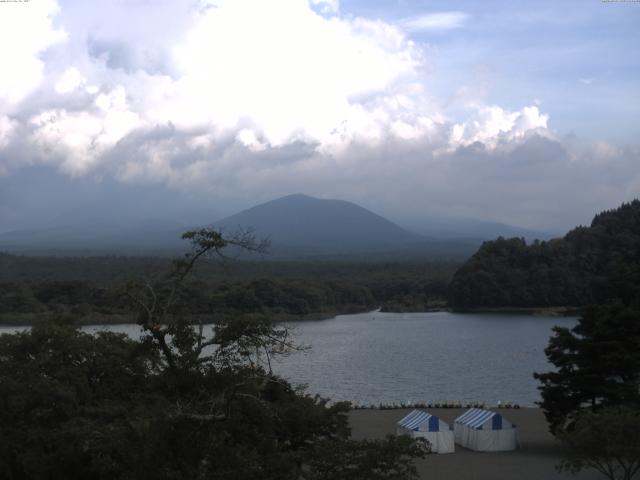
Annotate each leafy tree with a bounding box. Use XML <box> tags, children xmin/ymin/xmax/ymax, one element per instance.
<box><xmin>534</xmin><ymin>304</ymin><xmax>640</xmax><ymax>434</ymax></box>
<box><xmin>0</xmin><ymin>321</ymin><xmax>164</xmax><ymax>479</ymax></box>
<box><xmin>0</xmin><ymin>228</ymin><xmax>426</xmax><ymax>479</ymax></box>
<box><xmin>557</xmin><ymin>407</ymin><xmax>640</xmax><ymax>480</ymax></box>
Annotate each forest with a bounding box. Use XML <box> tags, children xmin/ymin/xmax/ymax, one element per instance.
<box><xmin>0</xmin><ymin>255</ymin><xmax>456</xmax><ymax>325</ymax></box>
<box><xmin>449</xmin><ymin>200</ymin><xmax>640</xmax><ymax>308</ymax></box>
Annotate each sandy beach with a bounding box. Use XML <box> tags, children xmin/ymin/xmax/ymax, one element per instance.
<box><xmin>348</xmin><ymin>408</ymin><xmax>603</xmax><ymax>480</ymax></box>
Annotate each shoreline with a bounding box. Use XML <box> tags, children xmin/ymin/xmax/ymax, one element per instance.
<box><xmin>448</xmin><ymin>306</ymin><xmax>581</xmax><ymax>316</ymax></box>
<box><xmin>0</xmin><ymin>307</ymin><xmax>378</xmax><ymax>327</ymax></box>
<box><xmin>0</xmin><ymin>305</ymin><xmax>581</xmax><ymax>327</ymax></box>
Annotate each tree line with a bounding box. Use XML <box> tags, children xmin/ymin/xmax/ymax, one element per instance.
<box><xmin>522</xmin><ymin>200</ymin><xmax>640</xmax><ymax>479</ymax></box>
<box><xmin>0</xmin><ymin>259</ymin><xmax>456</xmax><ymax>325</ymax></box>
<box><xmin>449</xmin><ymin>200</ymin><xmax>640</xmax><ymax>308</ymax></box>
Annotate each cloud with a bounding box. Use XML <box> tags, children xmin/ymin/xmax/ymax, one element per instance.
<box><xmin>591</xmin><ymin>140</ymin><xmax>620</xmax><ymax>160</ymax></box>
<box><xmin>0</xmin><ymin>0</ymin><xmax>637</xmax><ymax>233</ymax></box>
<box><xmin>29</xmin><ymin>86</ymin><xmax>142</xmax><ymax>174</ymax></box>
<box><xmin>0</xmin><ymin>0</ymin><xmax>66</xmax><ymax>107</ymax></box>
<box><xmin>3</xmin><ymin>0</ymin><xmax>435</xmax><ymax>174</ymax></box>
<box><xmin>54</xmin><ymin>67</ymin><xmax>86</xmax><ymax>94</ymax></box>
<box><xmin>401</xmin><ymin>12</ymin><xmax>469</xmax><ymax>32</ymax></box>
<box><xmin>167</xmin><ymin>0</ymin><xmax>423</xmax><ymax>145</ymax></box>
<box><xmin>310</xmin><ymin>0</ymin><xmax>339</xmax><ymax>14</ymax></box>
<box><xmin>448</xmin><ymin>105</ymin><xmax>550</xmax><ymax>150</ymax></box>
<box><xmin>0</xmin><ymin>116</ymin><xmax>17</xmax><ymax>150</ymax></box>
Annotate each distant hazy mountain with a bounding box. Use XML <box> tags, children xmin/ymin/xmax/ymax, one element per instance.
<box><xmin>1</xmin><ymin>194</ymin><xmax>469</xmax><ymax>258</ymax></box>
<box><xmin>213</xmin><ymin>194</ymin><xmax>481</xmax><ymax>260</ymax></box>
<box><xmin>0</xmin><ymin>219</ymin><xmax>189</xmax><ymax>255</ymax></box>
<box><xmin>216</xmin><ymin>194</ymin><xmax>420</xmax><ymax>246</ymax></box>
<box><xmin>402</xmin><ymin>218</ymin><xmax>553</xmax><ymax>242</ymax></box>
<box><xmin>0</xmin><ymin>193</ymin><xmax>543</xmax><ymax>259</ymax></box>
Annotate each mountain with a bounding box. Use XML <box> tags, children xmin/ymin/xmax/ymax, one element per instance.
<box><xmin>449</xmin><ymin>200</ymin><xmax>640</xmax><ymax>308</ymax></box>
<box><xmin>213</xmin><ymin>194</ymin><xmax>483</xmax><ymax>259</ymax></box>
<box><xmin>400</xmin><ymin>217</ymin><xmax>554</xmax><ymax>242</ymax></box>
<box><xmin>215</xmin><ymin>193</ymin><xmax>421</xmax><ymax>248</ymax></box>
<box><xmin>0</xmin><ymin>193</ymin><xmax>479</xmax><ymax>259</ymax></box>
<box><xmin>0</xmin><ymin>219</ymin><xmax>189</xmax><ymax>255</ymax></box>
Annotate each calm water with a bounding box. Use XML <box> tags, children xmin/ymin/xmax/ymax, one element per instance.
<box><xmin>0</xmin><ymin>311</ymin><xmax>575</xmax><ymax>406</ymax></box>
<box><xmin>276</xmin><ymin>311</ymin><xmax>576</xmax><ymax>406</ymax></box>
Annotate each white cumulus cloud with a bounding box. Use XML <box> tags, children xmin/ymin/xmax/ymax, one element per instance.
<box><xmin>54</xmin><ymin>67</ymin><xmax>86</xmax><ymax>94</ymax></box>
<box><xmin>30</xmin><ymin>86</ymin><xmax>142</xmax><ymax>174</ymax></box>
<box><xmin>0</xmin><ymin>0</ymin><xmax>66</xmax><ymax>107</ymax></box>
<box><xmin>166</xmin><ymin>0</ymin><xmax>422</xmax><ymax>147</ymax></box>
<box><xmin>449</xmin><ymin>105</ymin><xmax>549</xmax><ymax>150</ymax></box>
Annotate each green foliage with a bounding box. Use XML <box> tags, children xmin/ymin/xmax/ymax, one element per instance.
<box><xmin>534</xmin><ymin>304</ymin><xmax>640</xmax><ymax>434</ymax></box>
<box><xmin>304</xmin><ymin>436</ymin><xmax>427</xmax><ymax>480</ymax></box>
<box><xmin>449</xmin><ymin>200</ymin><xmax>640</xmax><ymax>308</ymax></box>
<box><xmin>0</xmin><ymin>323</ymin><xmax>163</xmax><ymax>479</ymax></box>
<box><xmin>558</xmin><ymin>407</ymin><xmax>640</xmax><ymax>480</ymax></box>
<box><xmin>208</xmin><ymin>277</ymin><xmax>375</xmax><ymax>317</ymax></box>
<box><xmin>0</xmin><ymin>228</ymin><xmax>426</xmax><ymax>479</ymax></box>
<box><xmin>0</xmin><ymin>257</ymin><xmax>458</xmax><ymax>324</ymax></box>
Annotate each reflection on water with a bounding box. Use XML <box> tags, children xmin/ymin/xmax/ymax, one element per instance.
<box><xmin>0</xmin><ymin>311</ymin><xmax>575</xmax><ymax>406</ymax></box>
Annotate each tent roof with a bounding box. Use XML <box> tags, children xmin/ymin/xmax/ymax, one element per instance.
<box><xmin>397</xmin><ymin>409</ymin><xmax>442</xmax><ymax>432</ymax></box>
<box><xmin>455</xmin><ymin>408</ymin><xmax>505</xmax><ymax>430</ymax></box>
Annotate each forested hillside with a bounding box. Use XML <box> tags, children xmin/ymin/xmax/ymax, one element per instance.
<box><xmin>449</xmin><ymin>200</ymin><xmax>640</xmax><ymax>308</ymax></box>
<box><xmin>0</xmin><ymin>256</ymin><xmax>456</xmax><ymax>324</ymax></box>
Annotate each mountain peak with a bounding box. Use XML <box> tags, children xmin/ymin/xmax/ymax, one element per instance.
<box><xmin>262</xmin><ymin>193</ymin><xmax>344</xmax><ymax>206</ymax></box>
<box><xmin>215</xmin><ymin>194</ymin><xmax>423</xmax><ymax>254</ymax></box>
<box><xmin>279</xmin><ymin>193</ymin><xmax>313</xmax><ymax>200</ymax></box>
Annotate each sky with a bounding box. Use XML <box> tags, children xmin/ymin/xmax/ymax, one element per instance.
<box><xmin>0</xmin><ymin>0</ymin><xmax>639</xmax><ymax>234</ymax></box>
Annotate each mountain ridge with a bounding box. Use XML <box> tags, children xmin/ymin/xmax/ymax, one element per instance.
<box><xmin>215</xmin><ymin>193</ymin><xmax>424</xmax><ymax>249</ymax></box>
<box><xmin>0</xmin><ymin>193</ymin><xmax>547</xmax><ymax>259</ymax></box>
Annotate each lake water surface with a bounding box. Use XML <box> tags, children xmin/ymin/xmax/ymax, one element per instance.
<box><xmin>0</xmin><ymin>311</ymin><xmax>575</xmax><ymax>406</ymax></box>
<box><xmin>276</xmin><ymin>311</ymin><xmax>576</xmax><ymax>406</ymax></box>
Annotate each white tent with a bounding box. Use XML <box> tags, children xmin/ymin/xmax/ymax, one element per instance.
<box><xmin>454</xmin><ymin>408</ymin><xmax>517</xmax><ymax>452</ymax></box>
<box><xmin>396</xmin><ymin>409</ymin><xmax>455</xmax><ymax>454</ymax></box>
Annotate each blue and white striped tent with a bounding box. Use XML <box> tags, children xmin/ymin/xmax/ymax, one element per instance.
<box><xmin>396</xmin><ymin>410</ymin><xmax>454</xmax><ymax>453</ymax></box>
<box><xmin>454</xmin><ymin>408</ymin><xmax>517</xmax><ymax>451</ymax></box>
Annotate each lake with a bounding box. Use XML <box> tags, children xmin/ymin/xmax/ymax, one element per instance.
<box><xmin>0</xmin><ymin>311</ymin><xmax>575</xmax><ymax>406</ymax></box>
<box><xmin>276</xmin><ymin>311</ymin><xmax>576</xmax><ymax>407</ymax></box>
